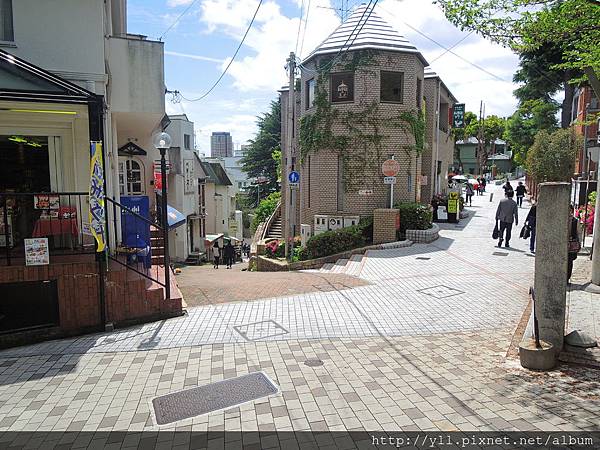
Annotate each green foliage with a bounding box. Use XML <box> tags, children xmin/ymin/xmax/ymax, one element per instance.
<box><xmin>589</xmin><ymin>191</ymin><xmax>597</xmax><ymax>205</ymax></box>
<box><xmin>358</xmin><ymin>216</ymin><xmax>374</xmax><ymax>244</ymax></box>
<box><xmin>395</xmin><ymin>202</ymin><xmax>433</xmax><ymax>233</ymax></box>
<box><xmin>436</xmin><ymin>0</ymin><xmax>600</xmax><ymax>97</ymax></box>
<box><xmin>526</xmin><ymin>128</ymin><xmax>580</xmax><ymax>182</ymax></box>
<box><xmin>504</xmin><ymin>99</ymin><xmax>559</xmax><ymax>165</ymax></box>
<box><xmin>454</xmin><ymin>112</ymin><xmax>506</xmax><ymax>173</ymax></box>
<box><xmin>241</xmin><ymin>99</ymin><xmax>281</xmax><ymax>205</ymax></box>
<box><xmin>298</xmin><ymin>51</ymin><xmax>426</xmax><ymax>193</ymax></box>
<box><xmin>271</xmin><ymin>147</ymin><xmax>282</xmax><ymax>183</ymax></box>
<box><xmin>303</xmin><ymin>226</ymin><xmax>365</xmax><ymax>260</ymax></box>
<box><xmin>251</xmin><ymin>192</ymin><xmax>281</xmax><ymax>231</ymax></box>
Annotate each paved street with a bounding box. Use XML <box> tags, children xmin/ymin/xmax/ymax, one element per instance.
<box><xmin>1</xmin><ymin>182</ymin><xmax>599</xmax><ymax>444</ymax></box>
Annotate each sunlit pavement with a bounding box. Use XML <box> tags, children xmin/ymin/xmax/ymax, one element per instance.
<box><xmin>0</xmin><ymin>182</ymin><xmax>599</xmax><ymax>442</ymax></box>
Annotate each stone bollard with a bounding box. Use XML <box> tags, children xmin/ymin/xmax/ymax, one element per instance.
<box><xmin>373</xmin><ymin>209</ymin><xmax>399</xmax><ymax>244</ymax></box>
<box><xmin>534</xmin><ymin>182</ymin><xmax>570</xmax><ymax>354</ymax></box>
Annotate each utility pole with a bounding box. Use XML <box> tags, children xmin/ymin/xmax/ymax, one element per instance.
<box><xmin>284</xmin><ymin>52</ymin><xmax>296</xmax><ymax>259</ymax></box>
<box><xmin>477</xmin><ymin>101</ymin><xmax>485</xmax><ymax>176</ymax></box>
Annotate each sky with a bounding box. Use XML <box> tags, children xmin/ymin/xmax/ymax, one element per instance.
<box><xmin>128</xmin><ymin>0</ymin><xmax>521</xmax><ymax>155</ymax></box>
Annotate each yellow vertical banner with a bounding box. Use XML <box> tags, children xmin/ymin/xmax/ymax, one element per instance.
<box><xmin>89</xmin><ymin>141</ymin><xmax>106</xmax><ymax>252</ymax></box>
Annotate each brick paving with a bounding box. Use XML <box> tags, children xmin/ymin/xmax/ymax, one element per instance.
<box><xmin>176</xmin><ymin>264</ymin><xmax>368</xmax><ymax>307</ymax></box>
<box><xmin>0</xmin><ymin>182</ymin><xmax>598</xmax><ymax>442</ymax></box>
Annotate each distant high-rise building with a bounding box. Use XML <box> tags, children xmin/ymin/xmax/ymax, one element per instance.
<box><xmin>211</xmin><ymin>132</ymin><xmax>233</xmax><ymax>157</ymax></box>
<box><xmin>234</xmin><ymin>144</ymin><xmax>250</xmax><ymax>157</ymax></box>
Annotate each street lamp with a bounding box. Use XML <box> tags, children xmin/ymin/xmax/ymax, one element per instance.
<box><xmin>153</xmin><ymin>131</ymin><xmax>172</xmax><ymax>300</ymax></box>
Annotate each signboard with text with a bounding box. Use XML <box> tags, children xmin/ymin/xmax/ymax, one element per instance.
<box><xmin>25</xmin><ymin>238</ymin><xmax>49</xmax><ymax>266</ymax></box>
<box><xmin>453</xmin><ymin>103</ymin><xmax>466</xmax><ymax>128</ymax></box>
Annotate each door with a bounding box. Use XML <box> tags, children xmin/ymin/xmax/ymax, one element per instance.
<box><xmin>118</xmin><ymin>158</ymin><xmax>145</xmax><ymax>196</ymax></box>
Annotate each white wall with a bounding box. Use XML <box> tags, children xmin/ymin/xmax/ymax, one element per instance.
<box><xmin>7</xmin><ymin>0</ymin><xmax>106</xmax><ymax>93</ymax></box>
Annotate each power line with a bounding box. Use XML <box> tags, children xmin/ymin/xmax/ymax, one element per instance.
<box><xmin>159</xmin><ymin>0</ymin><xmax>201</xmax><ymax>41</ymax></box>
<box><xmin>429</xmin><ymin>30</ymin><xmax>473</xmax><ymax>64</ymax></box>
<box><xmin>378</xmin><ymin>4</ymin><xmax>512</xmax><ymax>84</ymax></box>
<box><xmin>294</xmin><ymin>0</ymin><xmax>306</xmax><ymax>56</ymax></box>
<box><xmin>298</xmin><ymin>0</ymin><xmax>312</xmax><ymax>59</ymax></box>
<box><xmin>179</xmin><ymin>0</ymin><xmax>264</xmax><ymax>102</ymax></box>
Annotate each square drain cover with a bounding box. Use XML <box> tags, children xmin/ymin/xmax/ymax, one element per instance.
<box><xmin>493</xmin><ymin>252</ymin><xmax>509</xmax><ymax>256</ymax></box>
<box><xmin>152</xmin><ymin>372</ymin><xmax>278</xmax><ymax>425</ymax></box>
<box><xmin>234</xmin><ymin>320</ymin><xmax>289</xmax><ymax>341</ymax></box>
<box><xmin>418</xmin><ymin>285</ymin><xmax>465</xmax><ymax>299</ymax></box>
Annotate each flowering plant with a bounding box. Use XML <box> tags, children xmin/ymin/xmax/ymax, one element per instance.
<box><xmin>264</xmin><ymin>239</ymin><xmax>279</xmax><ymax>258</ymax></box>
<box><xmin>576</xmin><ymin>204</ymin><xmax>594</xmax><ymax>234</ymax></box>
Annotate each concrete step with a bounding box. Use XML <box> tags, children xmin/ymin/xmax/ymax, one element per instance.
<box><xmin>319</xmin><ymin>263</ymin><xmax>334</xmax><ymax>272</ymax></box>
<box><xmin>331</xmin><ymin>259</ymin><xmax>349</xmax><ymax>273</ymax></box>
<box><xmin>345</xmin><ymin>256</ymin><xmax>363</xmax><ymax>277</ymax></box>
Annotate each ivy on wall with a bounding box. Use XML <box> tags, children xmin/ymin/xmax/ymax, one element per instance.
<box><xmin>298</xmin><ymin>50</ymin><xmax>426</xmax><ymax>193</ymax></box>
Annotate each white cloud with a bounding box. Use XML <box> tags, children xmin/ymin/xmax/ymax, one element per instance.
<box><xmin>167</xmin><ymin>0</ymin><xmax>195</xmax><ymax>7</ymax></box>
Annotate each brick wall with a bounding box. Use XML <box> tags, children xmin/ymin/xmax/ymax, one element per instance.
<box><xmin>292</xmin><ymin>50</ymin><xmax>425</xmax><ymax>228</ymax></box>
<box><xmin>0</xmin><ymin>258</ymin><xmax>182</xmax><ymax>348</ymax></box>
<box><xmin>373</xmin><ymin>208</ymin><xmax>399</xmax><ymax>244</ymax></box>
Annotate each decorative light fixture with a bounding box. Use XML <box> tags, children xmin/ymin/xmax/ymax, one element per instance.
<box><xmin>337</xmin><ymin>80</ymin><xmax>348</xmax><ymax>99</ymax></box>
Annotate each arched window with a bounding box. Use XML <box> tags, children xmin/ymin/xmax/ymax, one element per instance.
<box><xmin>118</xmin><ymin>158</ymin><xmax>145</xmax><ymax>195</ymax></box>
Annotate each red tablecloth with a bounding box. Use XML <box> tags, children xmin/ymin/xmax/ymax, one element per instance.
<box><xmin>32</xmin><ymin>218</ymin><xmax>78</xmax><ymax>238</ymax></box>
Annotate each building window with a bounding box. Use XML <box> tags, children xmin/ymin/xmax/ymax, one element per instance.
<box><xmin>0</xmin><ymin>0</ymin><xmax>14</xmax><ymax>42</ymax></box>
<box><xmin>330</xmin><ymin>72</ymin><xmax>354</xmax><ymax>103</ymax></box>
<box><xmin>380</xmin><ymin>71</ymin><xmax>404</xmax><ymax>103</ymax></box>
<box><xmin>118</xmin><ymin>159</ymin><xmax>144</xmax><ymax>195</ymax></box>
<box><xmin>184</xmin><ymin>134</ymin><xmax>191</xmax><ymax>150</ymax></box>
<box><xmin>416</xmin><ymin>78</ymin><xmax>422</xmax><ymax>108</ymax></box>
<box><xmin>306</xmin><ymin>78</ymin><xmax>315</xmax><ymax>109</ymax></box>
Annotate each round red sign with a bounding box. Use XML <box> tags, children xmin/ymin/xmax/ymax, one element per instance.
<box><xmin>381</xmin><ymin>159</ymin><xmax>400</xmax><ymax>177</ymax></box>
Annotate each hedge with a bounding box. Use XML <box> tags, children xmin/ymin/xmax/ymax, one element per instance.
<box><xmin>395</xmin><ymin>202</ymin><xmax>432</xmax><ymax>233</ymax></box>
<box><xmin>303</xmin><ymin>226</ymin><xmax>365</xmax><ymax>260</ymax></box>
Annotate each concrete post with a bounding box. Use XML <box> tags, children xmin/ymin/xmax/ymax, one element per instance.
<box><xmin>591</xmin><ymin>167</ymin><xmax>600</xmax><ymax>284</ymax></box>
<box><xmin>534</xmin><ymin>182</ymin><xmax>570</xmax><ymax>352</ymax></box>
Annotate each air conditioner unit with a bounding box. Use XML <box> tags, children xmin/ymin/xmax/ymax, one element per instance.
<box><xmin>327</xmin><ymin>216</ymin><xmax>343</xmax><ymax>231</ymax></box>
<box><xmin>343</xmin><ymin>216</ymin><xmax>360</xmax><ymax>228</ymax></box>
<box><xmin>314</xmin><ymin>215</ymin><xmax>328</xmax><ymax>235</ymax></box>
<box><xmin>300</xmin><ymin>224</ymin><xmax>312</xmax><ymax>247</ymax></box>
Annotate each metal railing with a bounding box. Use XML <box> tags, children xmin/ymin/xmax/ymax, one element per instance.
<box><xmin>0</xmin><ymin>192</ymin><xmax>95</xmax><ymax>266</ymax></box>
<box><xmin>105</xmin><ymin>197</ymin><xmax>167</xmax><ymax>291</ymax></box>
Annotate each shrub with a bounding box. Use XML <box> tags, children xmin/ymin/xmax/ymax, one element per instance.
<box><xmin>395</xmin><ymin>202</ymin><xmax>432</xmax><ymax>233</ymax></box>
<box><xmin>589</xmin><ymin>191</ymin><xmax>597</xmax><ymax>205</ymax></box>
<box><xmin>358</xmin><ymin>216</ymin><xmax>373</xmax><ymax>244</ymax></box>
<box><xmin>251</xmin><ymin>192</ymin><xmax>281</xmax><ymax>231</ymax></box>
<box><xmin>304</xmin><ymin>226</ymin><xmax>365</xmax><ymax>260</ymax></box>
<box><xmin>526</xmin><ymin>129</ymin><xmax>579</xmax><ymax>182</ymax></box>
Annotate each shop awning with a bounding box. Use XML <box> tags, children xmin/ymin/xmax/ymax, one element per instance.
<box><xmin>167</xmin><ymin>205</ymin><xmax>186</xmax><ymax>229</ymax></box>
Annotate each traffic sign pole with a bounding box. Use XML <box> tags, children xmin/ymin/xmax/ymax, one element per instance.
<box><xmin>390</xmin><ymin>156</ymin><xmax>394</xmax><ymax>208</ymax></box>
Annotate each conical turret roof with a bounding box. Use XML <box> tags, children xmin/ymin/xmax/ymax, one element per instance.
<box><xmin>303</xmin><ymin>3</ymin><xmax>427</xmax><ymax>65</ymax></box>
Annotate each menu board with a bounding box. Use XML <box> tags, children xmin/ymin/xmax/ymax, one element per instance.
<box><xmin>25</xmin><ymin>238</ymin><xmax>50</xmax><ymax>266</ymax></box>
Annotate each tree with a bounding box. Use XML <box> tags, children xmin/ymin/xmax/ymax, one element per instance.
<box><xmin>526</xmin><ymin>128</ymin><xmax>580</xmax><ymax>182</ymax></box>
<box><xmin>504</xmin><ymin>99</ymin><xmax>559</xmax><ymax>165</ymax></box>
<box><xmin>436</xmin><ymin>0</ymin><xmax>600</xmax><ymax>98</ymax></box>
<box><xmin>241</xmin><ymin>99</ymin><xmax>281</xmax><ymax>206</ymax></box>
<box><xmin>458</xmin><ymin>114</ymin><xmax>506</xmax><ymax>174</ymax></box>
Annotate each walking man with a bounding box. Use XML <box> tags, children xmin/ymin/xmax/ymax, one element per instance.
<box><xmin>495</xmin><ymin>190</ymin><xmax>518</xmax><ymax>248</ymax></box>
<box><xmin>224</xmin><ymin>240</ymin><xmax>235</xmax><ymax>269</ymax></box>
<box><xmin>515</xmin><ymin>181</ymin><xmax>527</xmax><ymax>207</ymax></box>
<box><xmin>525</xmin><ymin>201</ymin><xmax>536</xmax><ymax>253</ymax></box>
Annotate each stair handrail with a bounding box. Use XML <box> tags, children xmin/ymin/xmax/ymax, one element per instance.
<box><xmin>259</xmin><ymin>200</ymin><xmax>281</xmax><ymax>242</ymax></box>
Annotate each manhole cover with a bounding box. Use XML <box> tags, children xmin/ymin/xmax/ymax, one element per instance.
<box><xmin>415</xmin><ymin>257</ymin><xmax>431</xmax><ymax>260</ymax></box>
<box><xmin>304</xmin><ymin>359</ymin><xmax>324</xmax><ymax>367</ymax></box>
<box><xmin>233</xmin><ymin>320</ymin><xmax>289</xmax><ymax>341</ymax></box>
<box><xmin>418</xmin><ymin>285</ymin><xmax>465</xmax><ymax>299</ymax></box>
<box><xmin>492</xmin><ymin>252</ymin><xmax>509</xmax><ymax>256</ymax></box>
<box><xmin>152</xmin><ymin>372</ymin><xmax>278</xmax><ymax>425</ymax></box>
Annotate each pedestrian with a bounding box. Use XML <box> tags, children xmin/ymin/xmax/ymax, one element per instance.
<box><xmin>212</xmin><ymin>242</ymin><xmax>220</xmax><ymax>269</ymax></box>
<box><xmin>495</xmin><ymin>190</ymin><xmax>518</xmax><ymax>248</ymax></box>
<box><xmin>503</xmin><ymin>180</ymin><xmax>513</xmax><ymax>197</ymax></box>
<box><xmin>477</xmin><ymin>178</ymin><xmax>484</xmax><ymax>196</ymax></box>
<box><xmin>224</xmin><ymin>240</ymin><xmax>235</xmax><ymax>269</ymax></box>
<box><xmin>465</xmin><ymin>182</ymin><xmax>474</xmax><ymax>206</ymax></box>
<box><xmin>481</xmin><ymin>176</ymin><xmax>487</xmax><ymax>192</ymax></box>
<box><xmin>567</xmin><ymin>205</ymin><xmax>580</xmax><ymax>284</ymax></box>
<box><xmin>525</xmin><ymin>201</ymin><xmax>536</xmax><ymax>253</ymax></box>
<box><xmin>515</xmin><ymin>181</ymin><xmax>527</xmax><ymax>207</ymax></box>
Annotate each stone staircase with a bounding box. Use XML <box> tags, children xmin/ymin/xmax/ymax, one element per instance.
<box><xmin>306</xmin><ymin>253</ymin><xmax>366</xmax><ymax>278</ymax></box>
<box><xmin>266</xmin><ymin>216</ymin><xmax>283</xmax><ymax>239</ymax></box>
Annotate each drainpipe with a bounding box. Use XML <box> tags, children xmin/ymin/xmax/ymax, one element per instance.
<box><xmin>434</xmin><ymin>79</ymin><xmax>441</xmax><ymax>195</ymax></box>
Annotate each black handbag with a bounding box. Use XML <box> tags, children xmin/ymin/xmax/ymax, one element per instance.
<box><xmin>492</xmin><ymin>222</ymin><xmax>499</xmax><ymax>240</ymax></box>
<box><xmin>520</xmin><ymin>225</ymin><xmax>530</xmax><ymax>239</ymax></box>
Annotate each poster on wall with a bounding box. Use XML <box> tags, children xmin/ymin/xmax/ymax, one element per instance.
<box><xmin>34</xmin><ymin>195</ymin><xmax>60</xmax><ymax>210</ymax></box>
<box><xmin>25</xmin><ymin>238</ymin><xmax>49</xmax><ymax>266</ymax></box>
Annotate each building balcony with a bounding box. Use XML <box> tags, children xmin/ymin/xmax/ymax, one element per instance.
<box><xmin>108</xmin><ymin>34</ymin><xmax>165</xmax><ymax>117</ymax></box>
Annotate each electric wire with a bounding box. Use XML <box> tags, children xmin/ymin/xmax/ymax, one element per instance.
<box><xmin>428</xmin><ymin>30</ymin><xmax>474</xmax><ymax>64</ymax></box>
<box><xmin>159</xmin><ymin>0</ymin><xmax>201</xmax><ymax>41</ymax></box>
<box><xmin>179</xmin><ymin>0</ymin><xmax>264</xmax><ymax>102</ymax></box>
<box><xmin>298</xmin><ymin>0</ymin><xmax>312</xmax><ymax>59</ymax></box>
<box><xmin>294</xmin><ymin>0</ymin><xmax>306</xmax><ymax>56</ymax></box>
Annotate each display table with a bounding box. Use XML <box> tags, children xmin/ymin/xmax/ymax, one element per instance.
<box><xmin>32</xmin><ymin>208</ymin><xmax>78</xmax><ymax>238</ymax></box>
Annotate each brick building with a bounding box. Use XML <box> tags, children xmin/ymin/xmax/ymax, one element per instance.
<box><xmin>280</xmin><ymin>4</ymin><xmax>458</xmax><ymax>236</ymax></box>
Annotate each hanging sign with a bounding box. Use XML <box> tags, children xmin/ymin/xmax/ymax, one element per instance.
<box><xmin>453</xmin><ymin>103</ymin><xmax>465</xmax><ymax>128</ymax></box>
<box><xmin>88</xmin><ymin>141</ymin><xmax>106</xmax><ymax>252</ymax></box>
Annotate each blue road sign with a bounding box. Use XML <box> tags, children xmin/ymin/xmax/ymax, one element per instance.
<box><xmin>289</xmin><ymin>171</ymin><xmax>300</xmax><ymax>184</ymax></box>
